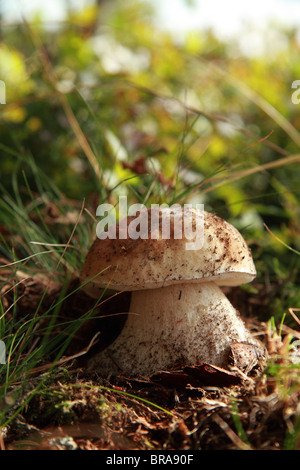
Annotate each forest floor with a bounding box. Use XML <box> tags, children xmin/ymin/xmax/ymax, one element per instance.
<box><xmin>1</xmin><ymin>274</ymin><xmax>300</xmax><ymax>451</ymax></box>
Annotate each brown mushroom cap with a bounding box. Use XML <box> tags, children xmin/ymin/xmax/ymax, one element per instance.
<box><xmin>80</xmin><ymin>206</ymin><xmax>256</xmax><ymax>295</ymax></box>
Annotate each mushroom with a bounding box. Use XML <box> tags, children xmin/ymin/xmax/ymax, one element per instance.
<box><xmin>80</xmin><ymin>206</ymin><xmax>261</xmax><ymax>376</ymax></box>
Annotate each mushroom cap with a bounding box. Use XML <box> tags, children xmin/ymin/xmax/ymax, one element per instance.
<box><xmin>80</xmin><ymin>206</ymin><xmax>256</xmax><ymax>295</ymax></box>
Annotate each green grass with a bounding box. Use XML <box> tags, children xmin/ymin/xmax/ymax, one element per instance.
<box><xmin>0</xmin><ymin>155</ymin><xmax>178</xmax><ymax>432</ymax></box>
<box><xmin>1</xmin><ymin>5</ymin><xmax>300</xmax><ymax>448</ymax></box>
<box><xmin>1</xmin><ymin>136</ymin><xmax>299</xmax><ymax>449</ymax></box>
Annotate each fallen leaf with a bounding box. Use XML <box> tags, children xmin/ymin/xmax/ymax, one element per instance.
<box><xmin>229</xmin><ymin>341</ymin><xmax>267</xmax><ymax>374</ymax></box>
<box><xmin>183</xmin><ymin>363</ymin><xmax>243</xmax><ymax>387</ymax></box>
<box><xmin>151</xmin><ymin>363</ymin><xmax>243</xmax><ymax>388</ymax></box>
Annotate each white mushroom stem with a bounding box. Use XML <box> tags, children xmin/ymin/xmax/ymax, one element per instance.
<box><xmin>88</xmin><ymin>282</ymin><xmax>257</xmax><ymax>377</ymax></box>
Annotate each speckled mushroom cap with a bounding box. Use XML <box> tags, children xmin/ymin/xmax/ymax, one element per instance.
<box><xmin>80</xmin><ymin>206</ymin><xmax>256</xmax><ymax>295</ymax></box>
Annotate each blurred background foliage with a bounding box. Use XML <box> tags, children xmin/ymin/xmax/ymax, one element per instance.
<box><xmin>1</xmin><ymin>0</ymin><xmax>300</xmax><ymax>324</ymax></box>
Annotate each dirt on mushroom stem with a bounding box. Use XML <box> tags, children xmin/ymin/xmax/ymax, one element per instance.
<box><xmin>87</xmin><ymin>282</ymin><xmax>263</xmax><ymax>377</ymax></box>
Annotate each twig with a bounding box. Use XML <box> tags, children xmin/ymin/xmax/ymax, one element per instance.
<box><xmin>288</xmin><ymin>308</ymin><xmax>300</xmax><ymax>328</ymax></box>
<box><xmin>0</xmin><ymin>430</ymin><xmax>5</xmax><ymax>451</ymax></box>
<box><xmin>212</xmin><ymin>413</ymin><xmax>252</xmax><ymax>450</ymax></box>
<box><xmin>23</xmin><ymin>332</ymin><xmax>101</xmax><ymax>377</ymax></box>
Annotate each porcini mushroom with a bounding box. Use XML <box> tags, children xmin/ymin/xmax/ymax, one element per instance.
<box><xmin>80</xmin><ymin>206</ymin><xmax>260</xmax><ymax>376</ymax></box>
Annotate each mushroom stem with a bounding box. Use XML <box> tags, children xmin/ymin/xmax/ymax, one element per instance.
<box><xmin>88</xmin><ymin>282</ymin><xmax>257</xmax><ymax>376</ymax></box>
